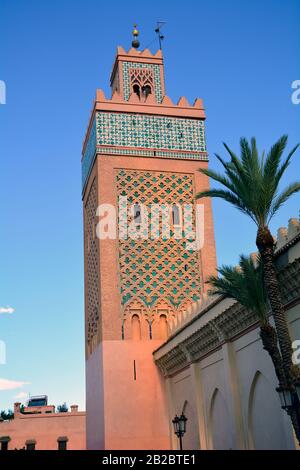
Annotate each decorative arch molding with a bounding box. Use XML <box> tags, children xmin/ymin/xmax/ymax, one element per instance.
<box><xmin>208</xmin><ymin>387</ymin><xmax>220</xmax><ymax>449</ymax></box>
<box><xmin>122</xmin><ymin>298</ymin><xmax>149</xmax><ymax>340</ymax></box>
<box><xmin>151</xmin><ymin>298</ymin><xmax>175</xmax><ymax>340</ymax></box>
<box><xmin>121</xmin><ymin>297</ymin><xmax>184</xmax><ymax>340</ymax></box>
<box><xmin>129</xmin><ymin>67</ymin><xmax>154</xmax><ymax>101</ymax></box>
<box><xmin>247</xmin><ymin>370</ymin><xmax>262</xmax><ymax>450</ymax></box>
<box><xmin>247</xmin><ymin>370</ymin><xmax>288</xmax><ymax>450</ymax></box>
<box><xmin>208</xmin><ymin>387</ymin><xmax>233</xmax><ymax>450</ymax></box>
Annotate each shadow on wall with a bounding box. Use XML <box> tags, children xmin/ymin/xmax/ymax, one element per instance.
<box><xmin>209</xmin><ymin>388</ymin><xmax>234</xmax><ymax>450</ymax></box>
<box><xmin>248</xmin><ymin>371</ymin><xmax>291</xmax><ymax>450</ymax></box>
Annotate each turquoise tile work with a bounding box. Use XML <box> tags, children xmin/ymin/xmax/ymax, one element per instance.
<box><xmin>116</xmin><ymin>169</ymin><xmax>202</xmax><ymax>308</ymax></box>
<box><xmin>82</xmin><ymin>118</ymin><xmax>96</xmax><ymax>189</ymax></box>
<box><xmin>96</xmin><ymin>112</ymin><xmax>206</xmax><ymax>152</ymax></box>
<box><xmin>82</xmin><ymin>112</ymin><xmax>207</xmax><ymax>190</ymax></box>
<box><xmin>122</xmin><ymin>61</ymin><xmax>162</xmax><ymax>102</ymax></box>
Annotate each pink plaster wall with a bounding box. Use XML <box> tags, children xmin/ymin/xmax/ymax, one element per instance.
<box><xmin>86</xmin><ymin>340</ymin><xmax>170</xmax><ymax>450</ymax></box>
<box><xmin>0</xmin><ymin>410</ymin><xmax>86</xmax><ymax>450</ymax></box>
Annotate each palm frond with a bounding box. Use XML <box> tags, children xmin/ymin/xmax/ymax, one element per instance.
<box><xmin>208</xmin><ymin>255</ymin><xmax>268</xmax><ymax>322</ymax></box>
<box><xmin>195</xmin><ymin>188</ymin><xmax>257</xmax><ymax>222</ymax></box>
<box><xmin>269</xmin><ymin>182</ymin><xmax>300</xmax><ymax>222</ymax></box>
<box><xmin>197</xmin><ymin>168</ymin><xmax>241</xmax><ymax>196</ymax></box>
<box><xmin>274</xmin><ymin>143</ymin><xmax>300</xmax><ymax>188</ymax></box>
<box><xmin>263</xmin><ymin>135</ymin><xmax>288</xmax><ymax>189</ymax></box>
<box><xmin>198</xmin><ymin>135</ymin><xmax>299</xmax><ymax>229</ymax></box>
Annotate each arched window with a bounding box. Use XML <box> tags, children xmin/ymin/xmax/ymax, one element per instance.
<box><xmin>133</xmin><ymin>84</ymin><xmax>140</xmax><ymax>98</ymax></box>
<box><xmin>134</xmin><ymin>204</ymin><xmax>141</xmax><ymax>224</ymax></box>
<box><xmin>159</xmin><ymin>314</ymin><xmax>168</xmax><ymax>340</ymax></box>
<box><xmin>142</xmin><ymin>85</ymin><xmax>152</xmax><ymax>98</ymax></box>
<box><xmin>131</xmin><ymin>314</ymin><xmax>141</xmax><ymax>341</ymax></box>
<box><xmin>172</xmin><ymin>204</ymin><xmax>181</xmax><ymax>226</ymax></box>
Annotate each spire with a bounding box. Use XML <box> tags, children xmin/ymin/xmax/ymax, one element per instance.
<box><xmin>131</xmin><ymin>24</ymin><xmax>140</xmax><ymax>49</ymax></box>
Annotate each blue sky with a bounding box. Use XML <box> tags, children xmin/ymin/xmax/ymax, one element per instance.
<box><xmin>0</xmin><ymin>0</ymin><xmax>299</xmax><ymax>411</ymax></box>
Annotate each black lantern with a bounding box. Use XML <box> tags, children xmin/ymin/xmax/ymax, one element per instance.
<box><xmin>295</xmin><ymin>380</ymin><xmax>300</xmax><ymax>403</ymax></box>
<box><xmin>277</xmin><ymin>383</ymin><xmax>300</xmax><ymax>445</ymax></box>
<box><xmin>172</xmin><ymin>413</ymin><xmax>187</xmax><ymax>450</ymax></box>
<box><xmin>276</xmin><ymin>386</ymin><xmax>293</xmax><ymax>410</ymax></box>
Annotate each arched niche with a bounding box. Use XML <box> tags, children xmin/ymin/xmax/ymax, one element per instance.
<box><xmin>248</xmin><ymin>371</ymin><xmax>289</xmax><ymax>449</ymax></box>
<box><xmin>151</xmin><ymin>300</ymin><xmax>173</xmax><ymax>340</ymax></box>
<box><xmin>209</xmin><ymin>388</ymin><xmax>233</xmax><ymax>450</ymax></box>
<box><xmin>131</xmin><ymin>314</ymin><xmax>141</xmax><ymax>341</ymax></box>
<box><xmin>123</xmin><ymin>299</ymin><xmax>148</xmax><ymax>340</ymax></box>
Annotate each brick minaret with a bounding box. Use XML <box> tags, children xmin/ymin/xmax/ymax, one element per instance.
<box><xmin>82</xmin><ymin>40</ymin><xmax>216</xmax><ymax>449</ymax></box>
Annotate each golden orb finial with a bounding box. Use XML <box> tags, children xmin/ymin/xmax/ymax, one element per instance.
<box><xmin>133</xmin><ymin>24</ymin><xmax>139</xmax><ymax>37</ymax></box>
<box><xmin>132</xmin><ymin>23</ymin><xmax>140</xmax><ymax>49</ymax></box>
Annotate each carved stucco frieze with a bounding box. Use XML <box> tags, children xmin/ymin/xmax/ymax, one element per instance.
<box><xmin>155</xmin><ymin>257</ymin><xmax>300</xmax><ymax>377</ymax></box>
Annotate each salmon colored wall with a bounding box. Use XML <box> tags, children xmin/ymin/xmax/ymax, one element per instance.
<box><xmin>84</xmin><ymin>153</ymin><xmax>217</xmax><ymax>449</ymax></box>
<box><xmin>86</xmin><ymin>342</ymin><xmax>105</xmax><ymax>449</ymax></box>
<box><xmin>86</xmin><ymin>340</ymin><xmax>170</xmax><ymax>450</ymax></box>
<box><xmin>0</xmin><ymin>411</ymin><xmax>86</xmax><ymax>450</ymax></box>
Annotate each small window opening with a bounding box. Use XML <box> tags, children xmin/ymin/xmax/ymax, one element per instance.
<box><xmin>134</xmin><ymin>204</ymin><xmax>141</xmax><ymax>224</ymax></box>
<box><xmin>57</xmin><ymin>438</ymin><xmax>68</xmax><ymax>451</ymax></box>
<box><xmin>0</xmin><ymin>440</ymin><xmax>9</xmax><ymax>451</ymax></box>
<box><xmin>172</xmin><ymin>205</ymin><xmax>181</xmax><ymax>226</ymax></box>
<box><xmin>142</xmin><ymin>85</ymin><xmax>152</xmax><ymax>98</ymax></box>
<box><xmin>26</xmin><ymin>441</ymin><xmax>36</xmax><ymax>451</ymax></box>
<box><xmin>133</xmin><ymin>84</ymin><xmax>140</xmax><ymax>98</ymax></box>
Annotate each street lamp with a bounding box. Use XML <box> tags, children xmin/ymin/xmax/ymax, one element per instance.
<box><xmin>172</xmin><ymin>413</ymin><xmax>187</xmax><ymax>450</ymax></box>
<box><xmin>277</xmin><ymin>386</ymin><xmax>293</xmax><ymax>410</ymax></box>
<box><xmin>295</xmin><ymin>380</ymin><xmax>300</xmax><ymax>402</ymax></box>
<box><xmin>277</xmin><ymin>384</ymin><xmax>300</xmax><ymax>444</ymax></box>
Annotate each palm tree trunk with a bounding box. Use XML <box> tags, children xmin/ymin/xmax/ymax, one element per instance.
<box><xmin>256</xmin><ymin>226</ymin><xmax>294</xmax><ymax>385</ymax></box>
<box><xmin>259</xmin><ymin>322</ymin><xmax>300</xmax><ymax>443</ymax></box>
<box><xmin>259</xmin><ymin>323</ymin><xmax>286</xmax><ymax>386</ymax></box>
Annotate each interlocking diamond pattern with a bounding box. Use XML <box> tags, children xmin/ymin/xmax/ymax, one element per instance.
<box><xmin>85</xmin><ymin>178</ymin><xmax>99</xmax><ymax>345</ymax></box>
<box><xmin>117</xmin><ymin>169</ymin><xmax>202</xmax><ymax>309</ymax></box>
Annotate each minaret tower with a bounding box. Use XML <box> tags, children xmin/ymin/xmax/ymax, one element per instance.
<box><xmin>82</xmin><ymin>27</ymin><xmax>217</xmax><ymax>449</ymax></box>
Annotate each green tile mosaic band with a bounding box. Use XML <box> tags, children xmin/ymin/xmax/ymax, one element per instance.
<box><xmin>82</xmin><ymin>112</ymin><xmax>207</xmax><ymax>190</ymax></box>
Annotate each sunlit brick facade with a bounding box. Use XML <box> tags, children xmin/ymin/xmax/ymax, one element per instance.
<box><xmin>82</xmin><ymin>44</ymin><xmax>217</xmax><ymax>449</ymax></box>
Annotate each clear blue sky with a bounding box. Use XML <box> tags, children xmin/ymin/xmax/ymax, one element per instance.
<box><xmin>0</xmin><ymin>0</ymin><xmax>299</xmax><ymax>411</ymax></box>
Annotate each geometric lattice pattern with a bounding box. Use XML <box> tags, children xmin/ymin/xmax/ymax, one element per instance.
<box><xmin>84</xmin><ymin>178</ymin><xmax>99</xmax><ymax>346</ymax></box>
<box><xmin>122</xmin><ymin>61</ymin><xmax>163</xmax><ymax>102</ymax></box>
<box><xmin>129</xmin><ymin>67</ymin><xmax>154</xmax><ymax>93</ymax></box>
<box><xmin>96</xmin><ymin>113</ymin><xmax>206</xmax><ymax>152</ymax></box>
<box><xmin>117</xmin><ymin>169</ymin><xmax>202</xmax><ymax>309</ymax></box>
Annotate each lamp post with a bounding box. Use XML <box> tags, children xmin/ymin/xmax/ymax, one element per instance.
<box><xmin>172</xmin><ymin>413</ymin><xmax>187</xmax><ymax>450</ymax></box>
<box><xmin>277</xmin><ymin>381</ymin><xmax>300</xmax><ymax>444</ymax></box>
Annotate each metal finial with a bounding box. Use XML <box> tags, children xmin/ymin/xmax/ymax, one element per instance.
<box><xmin>155</xmin><ymin>21</ymin><xmax>166</xmax><ymax>50</ymax></box>
<box><xmin>132</xmin><ymin>23</ymin><xmax>140</xmax><ymax>49</ymax></box>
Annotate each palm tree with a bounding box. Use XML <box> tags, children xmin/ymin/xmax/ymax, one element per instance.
<box><xmin>208</xmin><ymin>255</ymin><xmax>300</xmax><ymax>442</ymax></box>
<box><xmin>196</xmin><ymin>136</ymin><xmax>300</xmax><ymax>388</ymax></box>
<box><xmin>208</xmin><ymin>255</ymin><xmax>285</xmax><ymax>386</ymax></box>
